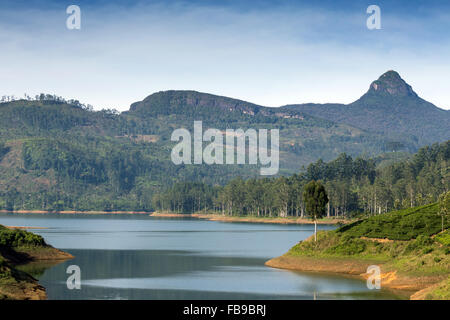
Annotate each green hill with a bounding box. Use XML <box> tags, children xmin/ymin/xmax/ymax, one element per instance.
<box><xmin>0</xmin><ymin>71</ymin><xmax>448</xmax><ymax>212</ymax></box>
<box><xmin>337</xmin><ymin>203</ymin><xmax>449</xmax><ymax>240</ymax></box>
<box><xmin>267</xmin><ymin>202</ymin><xmax>450</xmax><ymax>299</ymax></box>
<box><xmin>287</xmin><ymin>202</ymin><xmax>449</xmax><ymax>259</ymax></box>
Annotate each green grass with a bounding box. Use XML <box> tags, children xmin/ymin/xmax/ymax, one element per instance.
<box><xmin>287</xmin><ymin>230</ymin><xmax>450</xmax><ymax>276</ymax></box>
<box><xmin>336</xmin><ymin>203</ymin><xmax>448</xmax><ymax>240</ymax></box>
<box><xmin>423</xmin><ymin>277</ymin><xmax>450</xmax><ymax>300</ymax></box>
<box><xmin>288</xmin><ymin>230</ymin><xmax>389</xmax><ymax>260</ymax></box>
<box><xmin>286</xmin><ymin>203</ymin><xmax>450</xmax><ymax>278</ymax></box>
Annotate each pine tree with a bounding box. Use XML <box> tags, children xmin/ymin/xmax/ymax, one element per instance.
<box><xmin>303</xmin><ymin>180</ymin><xmax>329</xmax><ymax>241</ymax></box>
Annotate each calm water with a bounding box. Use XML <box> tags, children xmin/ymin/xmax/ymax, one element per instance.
<box><xmin>0</xmin><ymin>213</ymin><xmax>401</xmax><ymax>300</ymax></box>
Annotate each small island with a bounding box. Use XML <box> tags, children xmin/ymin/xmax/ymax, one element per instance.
<box><xmin>0</xmin><ymin>225</ymin><xmax>73</xmax><ymax>300</ymax></box>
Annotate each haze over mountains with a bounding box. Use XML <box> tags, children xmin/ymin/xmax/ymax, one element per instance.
<box><xmin>0</xmin><ymin>70</ymin><xmax>448</xmax><ymax>211</ymax></box>
<box><xmin>127</xmin><ymin>70</ymin><xmax>449</xmax><ymax>149</ymax></box>
<box><xmin>282</xmin><ymin>71</ymin><xmax>449</xmax><ymax>146</ymax></box>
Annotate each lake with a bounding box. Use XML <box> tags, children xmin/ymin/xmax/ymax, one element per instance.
<box><xmin>0</xmin><ymin>213</ymin><xmax>401</xmax><ymax>300</ymax></box>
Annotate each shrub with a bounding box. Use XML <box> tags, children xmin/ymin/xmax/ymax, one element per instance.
<box><xmin>0</xmin><ymin>227</ymin><xmax>46</xmax><ymax>248</ymax></box>
<box><xmin>435</xmin><ymin>231</ymin><xmax>450</xmax><ymax>246</ymax></box>
<box><xmin>415</xmin><ymin>235</ymin><xmax>434</xmax><ymax>247</ymax></box>
<box><xmin>326</xmin><ymin>236</ymin><xmax>367</xmax><ymax>256</ymax></box>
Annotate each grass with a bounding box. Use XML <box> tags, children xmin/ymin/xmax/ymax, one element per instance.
<box><xmin>435</xmin><ymin>230</ymin><xmax>450</xmax><ymax>246</ymax></box>
<box><xmin>287</xmin><ymin>231</ymin><xmax>449</xmax><ymax>277</ymax></box>
<box><xmin>424</xmin><ymin>277</ymin><xmax>450</xmax><ymax>300</ymax></box>
<box><xmin>286</xmin><ymin>202</ymin><xmax>450</xmax><ymax>278</ymax></box>
<box><xmin>289</xmin><ymin>231</ymin><xmax>389</xmax><ymax>261</ymax></box>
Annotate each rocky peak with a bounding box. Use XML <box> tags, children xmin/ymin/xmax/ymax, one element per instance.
<box><xmin>367</xmin><ymin>70</ymin><xmax>418</xmax><ymax>97</ymax></box>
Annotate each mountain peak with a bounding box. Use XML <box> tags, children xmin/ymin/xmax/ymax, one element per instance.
<box><xmin>367</xmin><ymin>70</ymin><xmax>418</xmax><ymax>98</ymax></box>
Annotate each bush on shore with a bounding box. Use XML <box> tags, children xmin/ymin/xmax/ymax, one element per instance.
<box><xmin>0</xmin><ymin>226</ymin><xmax>46</xmax><ymax>248</ymax></box>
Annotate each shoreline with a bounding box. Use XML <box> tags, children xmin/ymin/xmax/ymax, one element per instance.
<box><xmin>1</xmin><ymin>210</ymin><xmax>352</xmax><ymax>225</ymax></box>
<box><xmin>0</xmin><ymin>246</ymin><xmax>74</xmax><ymax>300</ymax></box>
<box><xmin>0</xmin><ymin>209</ymin><xmax>150</xmax><ymax>215</ymax></box>
<box><xmin>6</xmin><ymin>226</ymin><xmax>48</xmax><ymax>230</ymax></box>
<box><xmin>0</xmin><ymin>223</ymin><xmax>74</xmax><ymax>300</ymax></box>
<box><xmin>151</xmin><ymin>212</ymin><xmax>352</xmax><ymax>225</ymax></box>
<box><xmin>265</xmin><ymin>255</ymin><xmax>446</xmax><ymax>299</ymax></box>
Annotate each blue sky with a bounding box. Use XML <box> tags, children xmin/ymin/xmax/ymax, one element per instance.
<box><xmin>0</xmin><ymin>0</ymin><xmax>449</xmax><ymax>110</ymax></box>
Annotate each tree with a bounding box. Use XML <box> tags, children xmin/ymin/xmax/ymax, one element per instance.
<box><xmin>303</xmin><ymin>180</ymin><xmax>329</xmax><ymax>241</ymax></box>
<box><xmin>438</xmin><ymin>191</ymin><xmax>450</xmax><ymax>233</ymax></box>
<box><xmin>275</xmin><ymin>177</ymin><xmax>290</xmax><ymax>217</ymax></box>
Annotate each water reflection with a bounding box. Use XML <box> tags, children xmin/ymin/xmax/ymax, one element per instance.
<box><xmin>0</xmin><ymin>213</ymin><xmax>402</xmax><ymax>300</ymax></box>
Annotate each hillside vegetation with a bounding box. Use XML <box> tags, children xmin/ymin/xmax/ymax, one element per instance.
<box><xmin>289</xmin><ymin>203</ymin><xmax>449</xmax><ymax>259</ymax></box>
<box><xmin>0</xmin><ymin>225</ymin><xmax>46</xmax><ymax>248</ymax></box>
<box><xmin>154</xmin><ymin>141</ymin><xmax>449</xmax><ymax>217</ymax></box>
<box><xmin>0</xmin><ymin>226</ymin><xmax>48</xmax><ymax>300</ymax></box>
<box><xmin>273</xmin><ymin>203</ymin><xmax>450</xmax><ymax>299</ymax></box>
<box><xmin>0</xmin><ymin>71</ymin><xmax>448</xmax><ymax>212</ymax></box>
<box><xmin>337</xmin><ymin>204</ymin><xmax>449</xmax><ymax>240</ymax></box>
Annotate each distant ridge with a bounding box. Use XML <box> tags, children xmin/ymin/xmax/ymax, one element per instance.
<box><xmin>0</xmin><ymin>70</ymin><xmax>448</xmax><ymax>212</ymax></box>
<box><xmin>126</xmin><ymin>70</ymin><xmax>449</xmax><ymax>147</ymax></box>
<box><xmin>127</xmin><ymin>90</ymin><xmax>266</xmax><ymax>117</ymax></box>
<box><xmin>282</xmin><ymin>70</ymin><xmax>450</xmax><ymax>145</ymax></box>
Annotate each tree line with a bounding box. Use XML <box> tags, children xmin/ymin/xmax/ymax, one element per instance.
<box><xmin>153</xmin><ymin>141</ymin><xmax>449</xmax><ymax>218</ymax></box>
<box><xmin>0</xmin><ymin>94</ymin><xmax>448</xmax><ymax>214</ymax></box>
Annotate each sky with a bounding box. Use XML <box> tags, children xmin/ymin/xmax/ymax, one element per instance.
<box><xmin>0</xmin><ymin>0</ymin><xmax>449</xmax><ymax>111</ymax></box>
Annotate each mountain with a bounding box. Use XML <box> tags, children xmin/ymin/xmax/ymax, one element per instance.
<box><xmin>0</xmin><ymin>70</ymin><xmax>448</xmax><ymax>212</ymax></box>
<box><xmin>282</xmin><ymin>71</ymin><xmax>450</xmax><ymax>146</ymax></box>
<box><xmin>127</xmin><ymin>90</ymin><xmax>264</xmax><ymax>117</ymax></box>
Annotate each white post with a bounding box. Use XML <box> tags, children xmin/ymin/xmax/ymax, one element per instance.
<box><xmin>314</xmin><ymin>220</ymin><xmax>317</xmax><ymax>242</ymax></box>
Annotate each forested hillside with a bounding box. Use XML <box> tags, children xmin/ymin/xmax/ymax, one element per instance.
<box><xmin>154</xmin><ymin>141</ymin><xmax>449</xmax><ymax>217</ymax></box>
<box><xmin>0</xmin><ymin>71</ymin><xmax>448</xmax><ymax>212</ymax></box>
